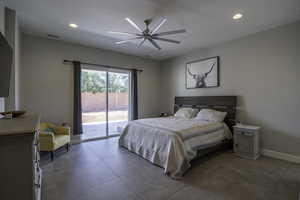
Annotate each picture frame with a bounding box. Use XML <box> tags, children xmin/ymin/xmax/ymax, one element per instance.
<box><xmin>186</xmin><ymin>56</ymin><xmax>219</xmax><ymax>89</ymax></box>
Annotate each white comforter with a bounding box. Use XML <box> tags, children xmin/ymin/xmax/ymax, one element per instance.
<box><xmin>119</xmin><ymin>117</ymin><xmax>232</xmax><ymax>179</ymax></box>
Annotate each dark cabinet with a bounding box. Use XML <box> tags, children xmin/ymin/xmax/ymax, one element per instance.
<box><xmin>0</xmin><ymin>115</ymin><xmax>41</xmax><ymax>200</ymax></box>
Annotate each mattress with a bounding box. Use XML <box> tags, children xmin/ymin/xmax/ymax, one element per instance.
<box><xmin>185</xmin><ymin>128</ymin><xmax>227</xmax><ymax>151</ymax></box>
<box><xmin>119</xmin><ymin>116</ymin><xmax>232</xmax><ymax>179</ymax></box>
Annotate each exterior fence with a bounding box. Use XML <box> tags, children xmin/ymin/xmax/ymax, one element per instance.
<box><xmin>82</xmin><ymin>92</ymin><xmax>128</xmax><ymax>112</ymax></box>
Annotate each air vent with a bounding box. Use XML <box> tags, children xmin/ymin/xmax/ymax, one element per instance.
<box><xmin>47</xmin><ymin>34</ymin><xmax>60</xmax><ymax>39</ymax></box>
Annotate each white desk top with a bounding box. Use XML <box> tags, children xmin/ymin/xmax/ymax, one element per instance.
<box><xmin>233</xmin><ymin>123</ymin><xmax>260</xmax><ymax>130</ymax></box>
<box><xmin>0</xmin><ymin>115</ymin><xmax>40</xmax><ymax>136</ymax></box>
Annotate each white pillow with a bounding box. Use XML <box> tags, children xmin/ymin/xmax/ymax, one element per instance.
<box><xmin>175</xmin><ymin>108</ymin><xmax>199</xmax><ymax>119</ymax></box>
<box><xmin>195</xmin><ymin>109</ymin><xmax>227</xmax><ymax>122</ymax></box>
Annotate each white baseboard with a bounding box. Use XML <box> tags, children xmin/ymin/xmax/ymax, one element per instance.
<box><xmin>261</xmin><ymin>149</ymin><xmax>300</xmax><ymax>164</ymax></box>
<box><xmin>71</xmin><ymin>135</ymin><xmax>82</xmax><ymax>145</ymax></box>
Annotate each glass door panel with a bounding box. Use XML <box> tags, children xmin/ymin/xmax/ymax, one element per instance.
<box><xmin>108</xmin><ymin>71</ymin><xmax>129</xmax><ymax>136</ymax></box>
<box><xmin>81</xmin><ymin>69</ymin><xmax>107</xmax><ymax>140</ymax></box>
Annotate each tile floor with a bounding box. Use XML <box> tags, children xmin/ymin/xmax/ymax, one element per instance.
<box><xmin>41</xmin><ymin>138</ymin><xmax>300</xmax><ymax>200</ymax></box>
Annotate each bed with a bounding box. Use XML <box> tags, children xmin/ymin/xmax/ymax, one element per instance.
<box><xmin>119</xmin><ymin>96</ymin><xmax>237</xmax><ymax>179</ymax></box>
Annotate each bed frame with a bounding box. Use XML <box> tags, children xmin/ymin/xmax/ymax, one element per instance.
<box><xmin>174</xmin><ymin>96</ymin><xmax>237</xmax><ymax>158</ymax></box>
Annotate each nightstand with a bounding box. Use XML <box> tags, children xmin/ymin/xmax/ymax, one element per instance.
<box><xmin>159</xmin><ymin>113</ymin><xmax>171</xmax><ymax>117</ymax></box>
<box><xmin>233</xmin><ymin>124</ymin><xmax>261</xmax><ymax>160</ymax></box>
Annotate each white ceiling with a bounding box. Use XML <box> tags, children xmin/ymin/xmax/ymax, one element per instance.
<box><xmin>7</xmin><ymin>0</ymin><xmax>300</xmax><ymax>60</ymax></box>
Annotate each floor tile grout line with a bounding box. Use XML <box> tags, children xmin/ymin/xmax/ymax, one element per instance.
<box><xmin>84</xmin><ymin>139</ymin><xmax>174</xmax><ymax>200</ymax></box>
<box><xmin>81</xmin><ymin>149</ymin><xmax>149</xmax><ymax>200</ymax></box>
<box><xmin>83</xmin><ymin>139</ymin><xmax>123</xmax><ymax>179</ymax></box>
<box><xmin>165</xmin><ymin>184</ymin><xmax>187</xmax><ymax>200</ymax></box>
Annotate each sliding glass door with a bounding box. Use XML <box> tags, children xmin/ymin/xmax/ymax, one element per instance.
<box><xmin>108</xmin><ymin>71</ymin><xmax>129</xmax><ymax>136</ymax></box>
<box><xmin>81</xmin><ymin>67</ymin><xmax>129</xmax><ymax>140</ymax></box>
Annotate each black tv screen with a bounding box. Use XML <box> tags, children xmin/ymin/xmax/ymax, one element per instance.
<box><xmin>0</xmin><ymin>32</ymin><xmax>13</xmax><ymax>97</ymax></box>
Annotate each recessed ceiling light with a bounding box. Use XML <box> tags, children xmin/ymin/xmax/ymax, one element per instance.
<box><xmin>69</xmin><ymin>23</ymin><xmax>78</xmax><ymax>28</ymax></box>
<box><xmin>233</xmin><ymin>13</ymin><xmax>243</xmax><ymax>20</ymax></box>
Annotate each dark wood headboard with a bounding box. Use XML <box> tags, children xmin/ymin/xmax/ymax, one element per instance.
<box><xmin>174</xmin><ymin>96</ymin><xmax>237</xmax><ymax>130</ymax></box>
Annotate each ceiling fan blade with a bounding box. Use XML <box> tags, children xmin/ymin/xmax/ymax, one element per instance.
<box><xmin>153</xmin><ymin>29</ymin><xmax>186</xmax><ymax>36</ymax></box>
<box><xmin>108</xmin><ymin>31</ymin><xmax>142</xmax><ymax>36</ymax></box>
<box><xmin>139</xmin><ymin>38</ymin><xmax>146</xmax><ymax>46</ymax></box>
<box><xmin>152</xmin><ymin>37</ymin><xmax>180</xmax><ymax>44</ymax></box>
<box><xmin>148</xmin><ymin>38</ymin><xmax>161</xmax><ymax>50</ymax></box>
<box><xmin>116</xmin><ymin>37</ymin><xmax>143</xmax><ymax>44</ymax></box>
<box><xmin>125</xmin><ymin>18</ymin><xmax>143</xmax><ymax>32</ymax></box>
<box><xmin>151</xmin><ymin>18</ymin><xmax>167</xmax><ymax>34</ymax></box>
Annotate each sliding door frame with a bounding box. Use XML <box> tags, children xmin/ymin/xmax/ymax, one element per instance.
<box><xmin>81</xmin><ymin>65</ymin><xmax>130</xmax><ymax>141</ymax></box>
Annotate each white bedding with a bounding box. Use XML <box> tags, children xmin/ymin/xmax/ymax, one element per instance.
<box><xmin>119</xmin><ymin>116</ymin><xmax>232</xmax><ymax>179</ymax></box>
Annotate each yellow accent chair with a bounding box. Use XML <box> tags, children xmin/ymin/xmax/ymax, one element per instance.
<box><xmin>39</xmin><ymin>122</ymin><xmax>71</xmax><ymax>160</ymax></box>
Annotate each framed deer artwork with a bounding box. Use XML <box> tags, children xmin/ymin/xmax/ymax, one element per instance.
<box><xmin>186</xmin><ymin>56</ymin><xmax>219</xmax><ymax>89</ymax></box>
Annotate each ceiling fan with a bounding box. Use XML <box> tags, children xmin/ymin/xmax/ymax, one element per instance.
<box><xmin>108</xmin><ymin>18</ymin><xmax>186</xmax><ymax>50</ymax></box>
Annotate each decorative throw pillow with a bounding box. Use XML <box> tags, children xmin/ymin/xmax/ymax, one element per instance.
<box><xmin>211</xmin><ymin>110</ymin><xmax>227</xmax><ymax>122</ymax></box>
<box><xmin>175</xmin><ymin>108</ymin><xmax>199</xmax><ymax>119</ymax></box>
<box><xmin>195</xmin><ymin>109</ymin><xmax>227</xmax><ymax>122</ymax></box>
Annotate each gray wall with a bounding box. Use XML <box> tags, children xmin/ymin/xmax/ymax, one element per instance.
<box><xmin>160</xmin><ymin>21</ymin><xmax>300</xmax><ymax>157</ymax></box>
<box><xmin>0</xmin><ymin>0</ymin><xmax>5</xmax><ymax>112</ymax></box>
<box><xmin>20</xmin><ymin>34</ymin><xmax>161</xmax><ymax>132</ymax></box>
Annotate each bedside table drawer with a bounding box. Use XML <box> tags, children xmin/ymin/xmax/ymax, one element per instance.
<box><xmin>235</xmin><ymin>130</ymin><xmax>254</xmax><ymax>137</ymax></box>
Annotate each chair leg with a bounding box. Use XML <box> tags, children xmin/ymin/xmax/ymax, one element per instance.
<box><xmin>50</xmin><ymin>151</ymin><xmax>55</xmax><ymax>161</ymax></box>
<box><xmin>66</xmin><ymin>143</ymin><xmax>70</xmax><ymax>152</ymax></box>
